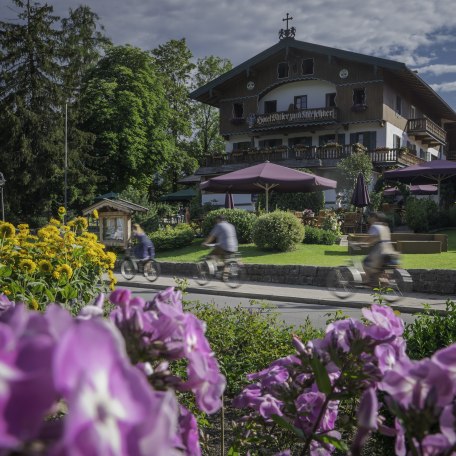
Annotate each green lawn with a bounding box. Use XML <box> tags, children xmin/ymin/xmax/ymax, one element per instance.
<box><xmin>156</xmin><ymin>229</ymin><xmax>456</xmax><ymax>270</ymax></box>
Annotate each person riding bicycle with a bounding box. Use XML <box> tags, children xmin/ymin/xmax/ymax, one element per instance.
<box><xmin>203</xmin><ymin>215</ymin><xmax>238</xmax><ymax>267</ymax></box>
<box><xmin>132</xmin><ymin>224</ymin><xmax>155</xmax><ymax>260</ymax></box>
<box><xmin>362</xmin><ymin>211</ymin><xmax>400</xmax><ymax>285</ymax></box>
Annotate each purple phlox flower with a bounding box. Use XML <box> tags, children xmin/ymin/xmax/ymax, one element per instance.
<box><xmin>273</xmin><ymin>451</ymin><xmax>291</xmax><ymax>456</ymax></box>
<box><xmin>109</xmin><ymin>288</ymin><xmax>132</xmax><ymax>306</ymax></box>
<box><xmin>175</xmin><ymin>406</ymin><xmax>201</xmax><ymax>456</ymax></box>
<box><xmin>394</xmin><ymin>418</ymin><xmax>406</xmax><ymax>456</ymax></box>
<box><xmin>0</xmin><ymin>294</ymin><xmax>14</xmax><ymax>316</ymax></box>
<box><xmin>310</xmin><ymin>434</ymin><xmax>339</xmax><ymax>456</ymax></box>
<box><xmin>440</xmin><ymin>405</ymin><xmax>456</xmax><ymax>445</ymax></box>
<box><xmin>357</xmin><ymin>388</ymin><xmax>378</xmax><ymax>430</ymax></box>
<box><xmin>232</xmin><ymin>384</ymin><xmax>262</xmax><ymax>409</ymax></box>
<box><xmin>432</xmin><ymin>343</ymin><xmax>456</xmax><ymax>383</ymax></box>
<box><xmin>292</xmin><ymin>335</ymin><xmax>307</xmax><ymax>354</ymax></box>
<box><xmin>78</xmin><ymin>293</ymin><xmax>105</xmax><ymax>320</ymax></box>
<box><xmin>362</xmin><ymin>304</ymin><xmax>404</xmax><ymax>339</ymax></box>
<box><xmin>325</xmin><ymin>318</ymin><xmax>365</xmax><ymax>352</ymax></box>
<box><xmin>151</xmin><ymin>287</ymin><xmax>183</xmax><ymax>311</ymax></box>
<box><xmin>295</xmin><ymin>391</ymin><xmax>338</xmax><ymax>435</ymax></box>
<box><xmin>0</xmin><ymin>305</ymin><xmax>59</xmax><ymax>449</ymax></box>
<box><xmin>252</xmin><ymin>393</ymin><xmax>284</xmax><ymax>420</ymax></box>
<box><xmin>247</xmin><ymin>356</ymin><xmax>299</xmax><ymax>383</ymax></box>
<box><xmin>375</xmin><ymin>343</ymin><xmax>401</xmax><ymax>374</ymax></box>
<box><xmin>52</xmin><ymin>317</ymin><xmax>179</xmax><ymax>455</ymax></box>
<box><xmin>421</xmin><ymin>433</ymin><xmax>453</xmax><ymax>455</ymax></box>
<box><xmin>380</xmin><ymin>358</ymin><xmax>453</xmax><ymax>410</ymax></box>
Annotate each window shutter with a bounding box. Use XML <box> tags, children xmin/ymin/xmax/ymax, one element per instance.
<box><xmin>350</xmin><ymin>133</ymin><xmax>357</xmax><ymax>144</ymax></box>
<box><xmin>337</xmin><ymin>134</ymin><xmax>346</xmax><ymax>145</ymax></box>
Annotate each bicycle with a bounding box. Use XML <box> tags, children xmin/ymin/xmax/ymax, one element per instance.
<box><xmin>195</xmin><ymin>244</ymin><xmax>244</xmax><ymax>289</ymax></box>
<box><xmin>326</xmin><ymin>242</ymin><xmax>413</xmax><ymax>302</ymax></box>
<box><xmin>120</xmin><ymin>247</ymin><xmax>161</xmax><ymax>282</ymax></box>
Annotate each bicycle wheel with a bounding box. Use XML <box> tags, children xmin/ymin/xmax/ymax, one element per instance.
<box><xmin>379</xmin><ymin>269</ymin><xmax>403</xmax><ymax>303</ymax></box>
<box><xmin>224</xmin><ymin>260</ymin><xmax>244</xmax><ymax>289</ymax></box>
<box><xmin>120</xmin><ymin>259</ymin><xmax>135</xmax><ymax>280</ymax></box>
<box><xmin>143</xmin><ymin>260</ymin><xmax>160</xmax><ymax>282</ymax></box>
<box><xmin>326</xmin><ymin>267</ymin><xmax>355</xmax><ymax>299</ymax></box>
<box><xmin>195</xmin><ymin>260</ymin><xmax>211</xmax><ymax>286</ymax></box>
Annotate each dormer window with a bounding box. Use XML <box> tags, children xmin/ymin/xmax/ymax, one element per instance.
<box><xmin>294</xmin><ymin>95</ymin><xmax>307</xmax><ymax>110</ymax></box>
<box><xmin>233</xmin><ymin>103</ymin><xmax>244</xmax><ymax>118</ymax></box>
<box><xmin>352</xmin><ymin>88</ymin><xmax>367</xmax><ymax>111</ymax></box>
<box><xmin>302</xmin><ymin>58</ymin><xmax>314</xmax><ymax>75</ymax></box>
<box><xmin>277</xmin><ymin>62</ymin><xmax>289</xmax><ymax>79</ymax></box>
<box><xmin>264</xmin><ymin>100</ymin><xmax>277</xmax><ymax>114</ymax></box>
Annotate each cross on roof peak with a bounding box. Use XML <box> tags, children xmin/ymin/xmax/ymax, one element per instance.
<box><xmin>279</xmin><ymin>13</ymin><xmax>296</xmax><ymax>40</ymax></box>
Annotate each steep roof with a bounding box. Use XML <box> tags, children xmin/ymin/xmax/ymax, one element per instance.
<box><xmin>190</xmin><ymin>37</ymin><xmax>456</xmax><ymax>120</ymax></box>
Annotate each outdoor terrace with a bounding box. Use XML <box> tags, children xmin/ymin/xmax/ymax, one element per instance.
<box><xmin>204</xmin><ymin>145</ymin><xmax>426</xmax><ymax>168</ymax></box>
<box><xmin>406</xmin><ymin>117</ymin><xmax>446</xmax><ymax>146</ymax></box>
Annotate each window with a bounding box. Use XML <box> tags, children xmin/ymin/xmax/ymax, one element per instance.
<box><xmin>302</xmin><ymin>58</ymin><xmax>314</xmax><ymax>75</ymax></box>
<box><xmin>393</xmin><ymin>134</ymin><xmax>401</xmax><ymax>149</ymax></box>
<box><xmin>259</xmin><ymin>138</ymin><xmax>282</xmax><ymax>148</ymax></box>
<box><xmin>294</xmin><ymin>95</ymin><xmax>307</xmax><ymax>110</ymax></box>
<box><xmin>319</xmin><ymin>134</ymin><xmax>345</xmax><ymax>146</ymax></box>
<box><xmin>264</xmin><ymin>100</ymin><xmax>277</xmax><ymax>114</ymax></box>
<box><xmin>232</xmin><ymin>142</ymin><xmax>250</xmax><ymax>151</ymax></box>
<box><xmin>353</xmin><ymin>88</ymin><xmax>366</xmax><ymax>105</ymax></box>
<box><xmin>350</xmin><ymin>131</ymin><xmax>377</xmax><ymax>150</ymax></box>
<box><xmin>103</xmin><ymin>217</ymin><xmax>124</xmax><ymax>242</ymax></box>
<box><xmin>410</xmin><ymin>105</ymin><xmax>416</xmax><ymax>119</ymax></box>
<box><xmin>326</xmin><ymin>93</ymin><xmax>336</xmax><ymax>107</ymax></box>
<box><xmin>232</xmin><ymin>103</ymin><xmax>244</xmax><ymax>118</ymax></box>
<box><xmin>277</xmin><ymin>62</ymin><xmax>289</xmax><ymax>78</ymax></box>
<box><xmin>289</xmin><ymin>137</ymin><xmax>312</xmax><ymax>146</ymax></box>
<box><xmin>396</xmin><ymin>95</ymin><xmax>402</xmax><ymax>115</ymax></box>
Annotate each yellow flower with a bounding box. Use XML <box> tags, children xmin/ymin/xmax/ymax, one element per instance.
<box><xmin>92</xmin><ymin>209</ymin><xmax>99</xmax><ymax>220</ymax></box>
<box><xmin>58</xmin><ymin>206</ymin><xmax>66</xmax><ymax>216</ymax></box>
<box><xmin>30</xmin><ymin>298</ymin><xmax>39</xmax><ymax>310</ymax></box>
<box><xmin>109</xmin><ymin>277</ymin><xmax>117</xmax><ymax>290</ymax></box>
<box><xmin>54</xmin><ymin>264</ymin><xmax>73</xmax><ymax>280</ymax></box>
<box><xmin>19</xmin><ymin>259</ymin><xmax>37</xmax><ymax>274</ymax></box>
<box><xmin>38</xmin><ymin>259</ymin><xmax>53</xmax><ymax>274</ymax></box>
<box><xmin>2</xmin><ymin>288</ymin><xmax>11</xmax><ymax>296</ymax></box>
<box><xmin>70</xmin><ymin>216</ymin><xmax>88</xmax><ymax>231</ymax></box>
<box><xmin>49</xmin><ymin>218</ymin><xmax>61</xmax><ymax>227</ymax></box>
<box><xmin>106</xmin><ymin>251</ymin><xmax>117</xmax><ymax>269</ymax></box>
<box><xmin>0</xmin><ymin>222</ymin><xmax>15</xmax><ymax>238</ymax></box>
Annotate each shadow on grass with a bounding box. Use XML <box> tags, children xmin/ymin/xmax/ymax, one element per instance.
<box><xmin>239</xmin><ymin>245</ymin><xmax>279</xmax><ymax>258</ymax></box>
<box><xmin>323</xmin><ymin>250</ymin><xmax>351</xmax><ymax>256</ymax></box>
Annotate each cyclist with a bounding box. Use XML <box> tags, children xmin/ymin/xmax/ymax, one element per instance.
<box><xmin>362</xmin><ymin>211</ymin><xmax>400</xmax><ymax>285</ymax></box>
<box><xmin>132</xmin><ymin>224</ymin><xmax>155</xmax><ymax>260</ymax></box>
<box><xmin>203</xmin><ymin>215</ymin><xmax>238</xmax><ymax>267</ymax></box>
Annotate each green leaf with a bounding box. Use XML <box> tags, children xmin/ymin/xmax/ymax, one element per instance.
<box><xmin>314</xmin><ymin>433</ymin><xmax>348</xmax><ymax>451</ymax></box>
<box><xmin>227</xmin><ymin>446</ymin><xmax>241</xmax><ymax>456</ymax></box>
<box><xmin>271</xmin><ymin>414</ymin><xmax>305</xmax><ymax>439</ymax></box>
<box><xmin>310</xmin><ymin>356</ymin><xmax>332</xmax><ymax>395</ymax></box>
<box><xmin>0</xmin><ymin>265</ymin><xmax>12</xmax><ymax>277</ymax></box>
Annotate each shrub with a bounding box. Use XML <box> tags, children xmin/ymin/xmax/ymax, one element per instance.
<box><xmin>183</xmin><ymin>299</ymin><xmax>322</xmax><ymax>397</ymax></box>
<box><xmin>201</xmin><ymin>208</ymin><xmax>257</xmax><ymax>243</ymax></box>
<box><xmin>303</xmin><ymin>226</ymin><xmax>339</xmax><ymax>245</ymax></box>
<box><xmin>449</xmin><ymin>205</ymin><xmax>456</xmax><ymax>227</ymax></box>
<box><xmin>150</xmin><ymin>224</ymin><xmax>194</xmax><ymax>251</ymax></box>
<box><xmin>404</xmin><ymin>197</ymin><xmax>438</xmax><ymax>232</ymax></box>
<box><xmin>253</xmin><ymin>210</ymin><xmax>304</xmax><ymax>251</ymax></box>
<box><xmin>257</xmin><ymin>191</ymin><xmax>325</xmax><ymax>214</ymax></box>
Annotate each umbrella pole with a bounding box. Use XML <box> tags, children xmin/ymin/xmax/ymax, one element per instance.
<box><xmin>265</xmin><ymin>187</ymin><xmax>269</xmax><ymax>213</ymax></box>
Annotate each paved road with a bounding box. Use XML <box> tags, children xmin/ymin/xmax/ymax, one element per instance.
<box><xmin>128</xmin><ymin>286</ymin><xmax>416</xmax><ymax>329</ymax></box>
<box><xmin>115</xmin><ymin>273</ymin><xmax>452</xmax><ymax>315</ymax></box>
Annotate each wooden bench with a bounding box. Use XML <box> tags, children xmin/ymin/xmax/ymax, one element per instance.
<box><xmin>348</xmin><ymin>233</ymin><xmax>447</xmax><ymax>254</ymax></box>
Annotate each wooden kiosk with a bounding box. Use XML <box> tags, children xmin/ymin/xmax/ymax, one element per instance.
<box><xmin>82</xmin><ymin>198</ymin><xmax>148</xmax><ymax>250</ymax></box>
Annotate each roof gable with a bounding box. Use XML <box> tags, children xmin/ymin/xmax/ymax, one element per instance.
<box><xmin>82</xmin><ymin>198</ymin><xmax>148</xmax><ymax>215</ymax></box>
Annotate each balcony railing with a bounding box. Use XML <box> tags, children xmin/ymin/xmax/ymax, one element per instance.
<box><xmin>406</xmin><ymin>118</ymin><xmax>446</xmax><ymax>145</ymax></box>
<box><xmin>204</xmin><ymin>145</ymin><xmax>426</xmax><ymax>167</ymax></box>
<box><xmin>248</xmin><ymin>107</ymin><xmax>338</xmax><ymax>129</ymax></box>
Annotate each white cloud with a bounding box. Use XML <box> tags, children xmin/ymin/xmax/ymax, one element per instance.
<box><xmin>430</xmin><ymin>81</ymin><xmax>456</xmax><ymax>93</ymax></box>
<box><xmin>417</xmin><ymin>64</ymin><xmax>456</xmax><ymax>76</ymax></box>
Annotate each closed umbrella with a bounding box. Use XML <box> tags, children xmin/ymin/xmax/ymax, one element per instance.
<box><xmin>350</xmin><ymin>173</ymin><xmax>370</xmax><ymax>232</ymax></box>
<box><xmin>201</xmin><ymin>161</ymin><xmax>337</xmax><ymax>212</ymax></box>
<box><xmin>224</xmin><ymin>192</ymin><xmax>235</xmax><ymax>209</ymax></box>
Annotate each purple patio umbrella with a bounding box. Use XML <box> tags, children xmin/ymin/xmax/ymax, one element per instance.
<box><xmin>200</xmin><ymin>162</ymin><xmax>337</xmax><ymax>212</ymax></box>
<box><xmin>383</xmin><ymin>159</ymin><xmax>456</xmax><ymax>201</ymax></box>
<box><xmin>224</xmin><ymin>192</ymin><xmax>235</xmax><ymax>209</ymax></box>
<box><xmin>383</xmin><ymin>184</ymin><xmax>438</xmax><ymax>197</ymax></box>
<box><xmin>350</xmin><ymin>173</ymin><xmax>370</xmax><ymax>208</ymax></box>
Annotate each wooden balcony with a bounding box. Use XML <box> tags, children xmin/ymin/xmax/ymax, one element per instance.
<box><xmin>406</xmin><ymin>118</ymin><xmax>446</xmax><ymax>146</ymax></box>
<box><xmin>204</xmin><ymin>145</ymin><xmax>426</xmax><ymax>168</ymax></box>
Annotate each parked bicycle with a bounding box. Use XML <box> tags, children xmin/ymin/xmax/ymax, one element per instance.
<box><xmin>326</xmin><ymin>242</ymin><xmax>413</xmax><ymax>302</ymax></box>
<box><xmin>195</xmin><ymin>244</ymin><xmax>244</xmax><ymax>288</ymax></box>
<box><xmin>120</xmin><ymin>247</ymin><xmax>161</xmax><ymax>282</ymax></box>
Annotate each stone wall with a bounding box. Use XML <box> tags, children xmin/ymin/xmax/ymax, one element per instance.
<box><xmin>147</xmin><ymin>262</ymin><xmax>456</xmax><ymax>296</ymax></box>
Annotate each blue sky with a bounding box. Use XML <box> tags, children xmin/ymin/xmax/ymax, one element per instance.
<box><xmin>3</xmin><ymin>0</ymin><xmax>456</xmax><ymax>112</ymax></box>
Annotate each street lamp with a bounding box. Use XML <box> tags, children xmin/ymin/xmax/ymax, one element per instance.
<box><xmin>0</xmin><ymin>172</ymin><xmax>5</xmax><ymax>221</ymax></box>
